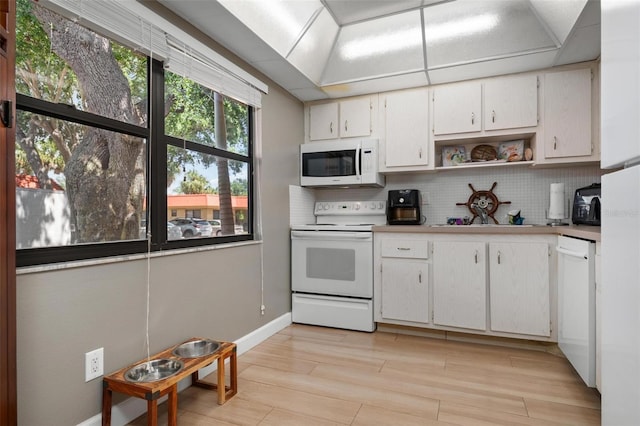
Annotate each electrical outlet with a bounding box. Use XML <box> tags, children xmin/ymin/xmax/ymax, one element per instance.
<box><xmin>422</xmin><ymin>192</ymin><xmax>430</xmax><ymax>205</ymax></box>
<box><xmin>85</xmin><ymin>348</ymin><xmax>104</xmax><ymax>382</ymax></box>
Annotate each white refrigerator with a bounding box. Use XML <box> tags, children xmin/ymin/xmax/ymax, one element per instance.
<box><xmin>601</xmin><ymin>1</ymin><xmax>640</xmax><ymax>424</ymax></box>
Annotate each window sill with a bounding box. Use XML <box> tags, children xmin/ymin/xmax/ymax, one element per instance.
<box><xmin>16</xmin><ymin>240</ymin><xmax>262</xmax><ymax>275</ymax></box>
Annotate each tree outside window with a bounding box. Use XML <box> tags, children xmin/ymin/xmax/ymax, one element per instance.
<box><xmin>15</xmin><ymin>0</ymin><xmax>253</xmax><ymax>264</ymax></box>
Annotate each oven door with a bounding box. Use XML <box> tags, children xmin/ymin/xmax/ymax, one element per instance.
<box><xmin>291</xmin><ymin>230</ymin><xmax>373</xmax><ymax>298</ymax></box>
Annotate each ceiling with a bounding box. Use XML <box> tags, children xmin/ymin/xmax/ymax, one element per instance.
<box><xmin>156</xmin><ymin>0</ymin><xmax>601</xmax><ymax>102</ymax></box>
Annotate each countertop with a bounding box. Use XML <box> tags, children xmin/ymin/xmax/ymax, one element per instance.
<box><xmin>373</xmin><ymin>224</ymin><xmax>601</xmax><ymax>242</ymax></box>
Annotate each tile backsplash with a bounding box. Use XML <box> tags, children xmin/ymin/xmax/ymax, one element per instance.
<box><xmin>309</xmin><ymin>165</ymin><xmax>604</xmax><ymax>225</ymax></box>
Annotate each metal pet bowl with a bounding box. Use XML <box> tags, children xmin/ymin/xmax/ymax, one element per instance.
<box><xmin>172</xmin><ymin>339</ymin><xmax>220</xmax><ymax>358</ymax></box>
<box><xmin>124</xmin><ymin>358</ymin><xmax>184</xmax><ymax>383</ymax></box>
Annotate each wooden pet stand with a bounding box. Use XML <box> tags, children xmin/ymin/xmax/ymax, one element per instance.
<box><xmin>102</xmin><ymin>338</ymin><xmax>237</xmax><ymax>426</ymax></box>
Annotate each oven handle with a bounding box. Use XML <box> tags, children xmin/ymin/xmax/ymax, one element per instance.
<box><xmin>291</xmin><ymin>231</ymin><xmax>372</xmax><ymax>240</ymax></box>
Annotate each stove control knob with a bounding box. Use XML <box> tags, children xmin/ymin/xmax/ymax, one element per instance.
<box><xmin>354</xmin><ymin>203</ymin><xmax>360</xmax><ymax>210</ymax></box>
<box><xmin>378</xmin><ymin>202</ymin><xmax>385</xmax><ymax>209</ymax></box>
<box><xmin>369</xmin><ymin>202</ymin><xmax>376</xmax><ymax>209</ymax></box>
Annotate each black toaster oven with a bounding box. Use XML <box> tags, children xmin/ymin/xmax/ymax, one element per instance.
<box><xmin>572</xmin><ymin>183</ymin><xmax>601</xmax><ymax>226</ymax></box>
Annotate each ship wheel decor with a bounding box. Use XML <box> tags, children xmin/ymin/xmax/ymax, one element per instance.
<box><xmin>456</xmin><ymin>182</ymin><xmax>511</xmax><ymax>224</ymax></box>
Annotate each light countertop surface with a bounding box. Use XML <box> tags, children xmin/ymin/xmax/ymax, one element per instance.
<box><xmin>373</xmin><ymin>224</ymin><xmax>601</xmax><ymax>242</ymax></box>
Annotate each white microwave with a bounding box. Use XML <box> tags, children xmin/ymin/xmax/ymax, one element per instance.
<box><xmin>300</xmin><ymin>139</ymin><xmax>385</xmax><ymax>187</ymax></box>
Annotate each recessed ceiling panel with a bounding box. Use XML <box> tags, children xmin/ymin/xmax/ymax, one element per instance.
<box><xmin>287</xmin><ymin>8</ymin><xmax>340</xmax><ymax>83</ymax></box>
<box><xmin>424</xmin><ymin>0</ymin><xmax>557</xmax><ymax>69</ymax></box>
<box><xmin>322</xmin><ymin>10</ymin><xmax>424</xmax><ymax>84</ymax></box>
<box><xmin>217</xmin><ymin>0</ymin><xmax>323</xmax><ymax>57</ymax></box>
<box><xmin>553</xmin><ymin>24</ymin><xmax>601</xmax><ymax>66</ymax></box>
<box><xmin>529</xmin><ymin>0</ymin><xmax>588</xmax><ymax>44</ymax></box>
<box><xmin>323</xmin><ymin>0</ymin><xmax>424</xmax><ymax>25</ymax></box>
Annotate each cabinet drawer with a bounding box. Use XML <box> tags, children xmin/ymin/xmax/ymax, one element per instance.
<box><xmin>381</xmin><ymin>239</ymin><xmax>429</xmax><ymax>259</ymax></box>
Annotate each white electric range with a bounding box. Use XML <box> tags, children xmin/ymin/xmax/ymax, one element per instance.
<box><xmin>290</xmin><ymin>201</ymin><xmax>386</xmax><ymax>332</ymax></box>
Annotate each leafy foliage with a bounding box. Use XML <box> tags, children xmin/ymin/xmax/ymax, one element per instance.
<box><xmin>178</xmin><ymin>170</ymin><xmax>216</xmax><ymax>194</ymax></box>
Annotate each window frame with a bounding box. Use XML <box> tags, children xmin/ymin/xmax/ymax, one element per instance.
<box><xmin>16</xmin><ymin>56</ymin><xmax>255</xmax><ymax>267</ymax></box>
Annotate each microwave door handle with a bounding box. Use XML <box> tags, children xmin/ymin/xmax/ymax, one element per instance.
<box><xmin>355</xmin><ymin>143</ymin><xmax>361</xmax><ymax>180</ymax></box>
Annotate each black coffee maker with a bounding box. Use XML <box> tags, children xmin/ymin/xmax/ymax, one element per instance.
<box><xmin>387</xmin><ymin>189</ymin><xmax>422</xmax><ymax>225</ymax></box>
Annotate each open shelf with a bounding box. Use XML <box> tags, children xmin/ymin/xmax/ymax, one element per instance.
<box><xmin>435</xmin><ymin>133</ymin><xmax>536</xmax><ymax>170</ymax></box>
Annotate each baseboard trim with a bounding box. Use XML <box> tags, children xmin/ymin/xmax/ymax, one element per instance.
<box><xmin>77</xmin><ymin>312</ymin><xmax>292</xmax><ymax>426</ymax></box>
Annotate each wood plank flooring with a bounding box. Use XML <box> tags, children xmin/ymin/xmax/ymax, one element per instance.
<box><xmin>129</xmin><ymin>324</ymin><xmax>601</xmax><ymax>425</ymax></box>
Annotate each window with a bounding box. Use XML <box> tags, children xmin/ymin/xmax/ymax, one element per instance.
<box><xmin>15</xmin><ymin>0</ymin><xmax>256</xmax><ymax>266</ymax></box>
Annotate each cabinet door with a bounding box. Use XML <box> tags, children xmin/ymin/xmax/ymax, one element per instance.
<box><xmin>309</xmin><ymin>102</ymin><xmax>339</xmax><ymax>140</ymax></box>
<box><xmin>381</xmin><ymin>258</ymin><xmax>429</xmax><ymax>323</ymax></box>
<box><xmin>484</xmin><ymin>75</ymin><xmax>538</xmax><ymax>131</ymax></box>
<box><xmin>433</xmin><ymin>82</ymin><xmax>481</xmax><ymax>135</ymax></box>
<box><xmin>489</xmin><ymin>242</ymin><xmax>550</xmax><ymax>336</ymax></box>
<box><xmin>340</xmin><ymin>97</ymin><xmax>371</xmax><ymax>138</ymax></box>
<box><xmin>433</xmin><ymin>241</ymin><xmax>487</xmax><ymax>330</ymax></box>
<box><xmin>544</xmin><ymin>69</ymin><xmax>592</xmax><ymax>158</ymax></box>
<box><xmin>383</xmin><ymin>88</ymin><xmax>429</xmax><ymax>167</ymax></box>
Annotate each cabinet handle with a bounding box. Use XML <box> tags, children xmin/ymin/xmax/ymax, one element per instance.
<box><xmin>330</xmin><ymin>122</ymin><xmax>333</xmax><ymax>134</ymax></box>
<box><xmin>471</xmin><ymin>112</ymin><xmax>475</xmax><ymax>125</ymax></box>
<box><xmin>492</xmin><ymin>110</ymin><xmax>496</xmax><ymax>123</ymax></box>
<box><xmin>344</xmin><ymin>120</ymin><xmax>348</xmax><ymax>132</ymax></box>
<box><xmin>396</xmin><ymin>247</ymin><xmax>410</xmax><ymax>251</ymax></box>
<box><xmin>419</xmin><ymin>147</ymin><xmax>423</xmax><ymax>158</ymax></box>
<box><xmin>418</xmin><ymin>272</ymin><xmax>422</xmax><ymax>284</ymax></box>
<box><xmin>553</xmin><ymin>136</ymin><xmax>557</xmax><ymax>150</ymax></box>
<box><xmin>497</xmin><ymin>251</ymin><xmax>501</xmax><ymax>265</ymax></box>
<box><xmin>474</xmin><ymin>250</ymin><xmax>478</xmax><ymax>264</ymax></box>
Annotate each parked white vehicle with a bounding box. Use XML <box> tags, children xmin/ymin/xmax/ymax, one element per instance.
<box><xmin>208</xmin><ymin>219</ymin><xmax>245</xmax><ymax>236</ymax></box>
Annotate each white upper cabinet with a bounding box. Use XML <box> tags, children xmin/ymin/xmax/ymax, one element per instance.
<box><xmin>309</xmin><ymin>103</ymin><xmax>338</xmax><ymax>140</ymax></box>
<box><xmin>309</xmin><ymin>97</ymin><xmax>372</xmax><ymax>141</ymax></box>
<box><xmin>432</xmin><ymin>81</ymin><xmax>481</xmax><ymax>135</ymax></box>
<box><xmin>484</xmin><ymin>74</ymin><xmax>538</xmax><ymax>131</ymax></box>
<box><xmin>543</xmin><ymin>68</ymin><xmax>592</xmax><ymax>159</ymax></box>
<box><xmin>432</xmin><ymin>74</ymin><xmax>538</xmax><ymax>137</ymax></box>
<box><xmin>339</xmin><ymin>97</ymin><xmax>372</xmax><ymax>138</ymax></box>
<box><xmin>381</xmin><ymin>87</ymin><xmax>430</xmax><ymax>169</ymax></box>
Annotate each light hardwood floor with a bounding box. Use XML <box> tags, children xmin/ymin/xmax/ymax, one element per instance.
<box><xmin>130</xmin><ymin>324</ymin><xmax>601</xmax><ymax>425</ymax></box>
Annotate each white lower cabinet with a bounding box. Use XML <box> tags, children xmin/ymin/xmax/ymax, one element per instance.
<box><xmin>489</xmin><ymin>242</ymin><xmax>550</xmax><ymax>337</ymax></box>
<box><xmin>375</xmin><ymin>232</ymin><xmax>556</xmax><ymax>341</ymax></box>
<box><xmin>381</xmin><ymin>258</ymin><xmax>429</xmax><ymax>323</ymax></box>
<box><xmin>375</xmin><ymin>236</ymin><xmax>430</xmax><ymax>324</ymax></box>
<box><xmin>433</xmin><ymin>241</ymin><xmax>487</xmax><ymax>330</ymax></box>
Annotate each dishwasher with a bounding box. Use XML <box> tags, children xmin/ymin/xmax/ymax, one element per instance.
<box><xmin>557</xmin><ymin>235</ymin><xmax>596</xmax><ymax>387</ymax></box>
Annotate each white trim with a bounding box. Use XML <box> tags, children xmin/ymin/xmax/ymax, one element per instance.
<box><xmin>76</xmin><ymin>313</ymin><xmax>292</xmax><ymax>426</ymax></box>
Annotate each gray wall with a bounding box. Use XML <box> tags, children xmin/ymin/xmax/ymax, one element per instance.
<box><xmin>15</xmin><ymin>15</ymin><xmax>303</xmax><ymax>426</ymax></box>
